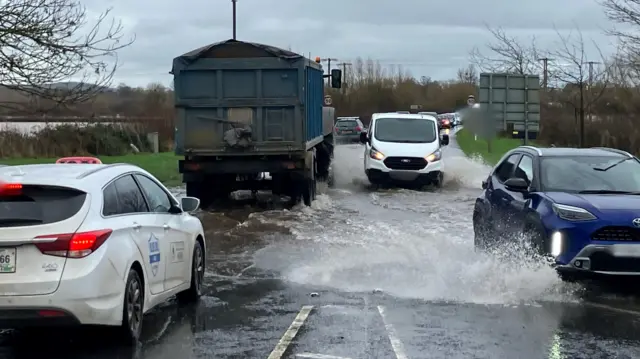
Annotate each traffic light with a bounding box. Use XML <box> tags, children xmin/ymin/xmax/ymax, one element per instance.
<box><xmin>331</xmin><ymin>69</ymin><xmax>342</xmax><ymax>89</ymax></box>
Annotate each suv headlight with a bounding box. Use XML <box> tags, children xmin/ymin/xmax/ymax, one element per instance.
<box><xmin>426</xmin><ymin>149</ymin><xmax>442</xmax><ymax>162</ymax></box>
<box><xmin>552</xmin><ymin>203</ymin><xmax>597</xmax><ymax>221</ymax></box>
<box><xmin>369</xmin><ymin>148</ymin><xmax>384</xmax><ymax>160</ymax></box>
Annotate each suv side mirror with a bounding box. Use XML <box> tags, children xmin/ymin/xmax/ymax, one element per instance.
<box><xmin>181</xmin><ymin>196</ymin><xmax>200</xmax><ymax>213</ymax></box>
<box><xmin>359</xmin><ymin>132</ymin><xmax>368</xmax><ymax>144</ymax></box>
<box><xmin>331</xmin><ymin>69</ymin><xmax>342</xmax><ymax>88</ymax></box>
<box><xmin>441</xmin><ymin>134</ymin><xmax>449</xmax><ymax>146</ymax></box>
<box><xmin>504</xmin><ymin>177</ymin><xmax>529</xmax><ymax>192</ymax></box>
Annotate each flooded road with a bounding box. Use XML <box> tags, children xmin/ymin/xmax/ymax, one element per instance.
<box><xmin>4</xmin><ymin>131</ymin><xmax>640</xmax><ymax>359</ymax></box>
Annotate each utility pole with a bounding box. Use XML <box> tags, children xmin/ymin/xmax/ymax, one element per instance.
<box><xmin>231</xmin><ymin>0</ymin><xmax>237</xmax><ymax>40</ymax></box>
<box><xmin>538</xmin><ymin>57</ymin><xmax>553</xmax><ymax>89</ymax></box>
<box><xmin>337</xmin><ymin>62</ymin><xmax>351</xmax><ymax>92</ymax></box>
<box><xmin>322</xmin><ymin>58</ymin><xmax>338</xmax><ymax>85</ymax></box>
<box><xmin>587</xmin><ymin>61</ymin><xmax>600</xmax><ymax>86</ymax></box>
<box><xmin>584</xmin><ymin>60</ymin><xmax>600</xmax><ymax>147</ymax></box>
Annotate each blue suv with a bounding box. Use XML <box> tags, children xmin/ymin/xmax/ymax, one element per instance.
<box><xmin>473</xmin><ymin>146</ymin><xmax>640</xmax><ymax>281</ymax></box>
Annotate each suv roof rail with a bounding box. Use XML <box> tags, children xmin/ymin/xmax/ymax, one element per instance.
<box><xmin>519</xmin><ymin>145</ymin><xmax>542</xmax><ymax>155</ymax></box>
<box><xmin>76</xmin><ymin>163</ymin><xmax>130</xmax><ymax>179</ymax></box>
<box><xmin>591</xmin><ymin>147</ymin><xmax>633</xmax><ymax>158</ymax></box>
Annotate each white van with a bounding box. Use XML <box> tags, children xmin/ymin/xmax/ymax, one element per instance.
<box><xmin>359</xmin><ymin>112</ymin><xmax>448</xmax><ymax>187</ymax></box>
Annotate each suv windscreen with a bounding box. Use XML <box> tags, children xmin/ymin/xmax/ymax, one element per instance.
<box><xmin>0</xmin><ymin>185</ymin><xmax>86</xmax><ymax>227</ymax></box>
<box><xmin>336</xmin><ymin>120</ymin><xmax>358</xmax><ymax>128</ymax></box>
<box><xmin>541</xmin><ymin>156</ymin><xmax>640</xmax><ymax>192</ymax></box>
<box><xmin>374</xmin><ymin>117</ymin><xmax>437</xmax><ymax>143</ymax></box>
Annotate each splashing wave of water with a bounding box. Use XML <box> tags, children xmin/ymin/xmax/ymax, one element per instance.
<box><xmin>252</xmin><ymin>139</ymin><xmax>572</xmax><ymax>305</ymax></box>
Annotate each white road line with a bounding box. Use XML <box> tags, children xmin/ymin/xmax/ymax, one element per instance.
<box><xmin>585</xmin><ymin>302</ymin><xmax>640</xmax><ymax>316</ymax></box>
<box><xmin>267</xmin><ymin>305</ymin><xmax>314</xmax><ymax>359</ymax></box>
<box><xmin>296</xmin><ymin>353</ymin><xmax>353</xmax><ymax>359</ymax></box>
<box><xmin>377</xmin><ymin>305</ymin><xmax>409</xmax><ymax>359</ymax></box>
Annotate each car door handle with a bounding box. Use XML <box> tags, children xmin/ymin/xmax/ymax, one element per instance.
<box><xmin>163</xmin><ymin>224</ymin><xmax>170</xmax><ymax>230</ymax></box>
<box><xmin>132</xmin><ymin>223</ymin><xmax>142</xmax><ymax>230</ymax></box>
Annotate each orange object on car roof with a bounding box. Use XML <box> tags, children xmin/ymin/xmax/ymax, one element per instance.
<box><xmin>56</xmin><ymin>156</ymin><xmax>102</xmax><ymax>164</ymax></box>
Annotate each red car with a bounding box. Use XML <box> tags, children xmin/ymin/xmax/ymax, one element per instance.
<box><xmin>438</xmin><ymin>116</ymin><xmax>452</xmax><ymax>129</ymax></box>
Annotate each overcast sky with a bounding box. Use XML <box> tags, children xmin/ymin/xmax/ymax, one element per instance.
<box><xmin>94</xmin><ymin>0</ymin><xmax>617</xmax><ymax>87</ymax></box>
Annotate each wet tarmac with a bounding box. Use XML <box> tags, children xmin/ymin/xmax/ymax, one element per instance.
<box><xmin>3</xmin><ymin>130</ymin><xmax>640</xmax><ymax>359</ymax></box>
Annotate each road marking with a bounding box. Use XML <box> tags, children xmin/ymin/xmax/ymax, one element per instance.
<box><xmin>585</xmin><ymin>302</ymin><xmax>640</xmax><ymax>316</ymax></box>
<box><xmin>296</xmin><ymin>354</ymin><xmax>353</xmax><ymax>359</ymax></box>
<box><xmin>267</xmin><ymin>305</ymin><xmax>314</xmax><ymax>359</ymax></box>
<box><xmin>377</xmin><ymin>306</ymin><xmax>409</xmax><ymax>359</ymax></box>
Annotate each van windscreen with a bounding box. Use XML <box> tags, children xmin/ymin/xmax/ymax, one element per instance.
<box><xmin>374</xmin><ymin>118</ymin><xmax>437</xmax><ymax>143</ymax></box>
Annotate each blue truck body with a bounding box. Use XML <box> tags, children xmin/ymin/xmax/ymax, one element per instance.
<box><xmin>171</xmin><ymin>39</ymin><xmax>328</xmax><ymax>156</ymax></box>
<box><xmin>171</xmin><ymin>40</ymin><xmax>336</xmax><ymax>206</ymax></box>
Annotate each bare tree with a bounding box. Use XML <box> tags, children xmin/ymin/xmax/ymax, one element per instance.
<box><xmin>456</xmin><ymin>64</ymin><xmax>478</xmax><ymax>84</ymax></box>
<box><xmin>548</xmin><ymin>27</ymin><xmax>609</xmax><ymax>147</ymax></box>
<box><xmin>0</xmin><ymin>0</ymin><xmax>135</xmax><ymax>112</ymax></box>
<box><xmin>469</xmin><ymin>26</ymin><xmax>541</xmax><ymax>74</ymax></box>
<box><xmin>600</xmin><ymin>0</ymin><xmax>640</xmax><ymax>59</ymax></box>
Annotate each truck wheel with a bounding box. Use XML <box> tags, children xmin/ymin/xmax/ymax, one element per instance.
<box><xmin>302</xmin><ymin>178</ymin><xmax>314</xmax><ymax>206</ymax></box>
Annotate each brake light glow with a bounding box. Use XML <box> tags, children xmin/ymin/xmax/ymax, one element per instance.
<box><xmin>0</xmin><ymin>182</ymin><xmax>22</xmax><ymax>196</ymax></box>
<box><xmin>35</xmin><ymin>229</ymin><xmax>112</xmax><ymax>258</ymax></box>
<box><xmin>355</xmin><ymin>126</ymin><xmax>362</xmax><ymax>131</ymax></box>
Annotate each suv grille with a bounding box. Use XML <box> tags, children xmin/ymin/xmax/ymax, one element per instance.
<box><xmin>383</xmin><ymin>157</ymin><xmax>427</xmax><ymax>170</ymax></box>
<box><xmin>591</xmin><ymin>226</ymin><xmax>640</xmax><ymax>242</ymax></box>
<box><xmin>589</xmin><ymin>252</ymin><xmax>640</xmax><ymax>272</ymax></box>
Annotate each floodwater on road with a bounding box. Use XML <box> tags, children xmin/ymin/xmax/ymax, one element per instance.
<box><xmin>3</xmin><ymin>130</ymin><xmax>640</xmax><ymax>359</ymax></box>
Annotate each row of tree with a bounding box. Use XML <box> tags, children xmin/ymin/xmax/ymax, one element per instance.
<box><xmin>3</xmin><ymin>0</ymin><xmax>640</xmax><ymax>153</ymax></box>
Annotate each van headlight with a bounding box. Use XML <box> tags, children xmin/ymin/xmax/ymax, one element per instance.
<box><xmin>369</xmin><ymin>148</ymin><xmax>384</xmax><ymax>160</ymax></box>
<box><xmin>552</xmin><ymin>203</ymin><xmax>596</xmax><ymax>221</ymax></box>
<box><xmin>425</xmin><ymin>149</ymin><xmax>442</xmax><ymax>162</ymax></box>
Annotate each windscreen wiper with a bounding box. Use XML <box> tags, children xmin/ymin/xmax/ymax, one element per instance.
<box><xmin>578</xmin><ymin>189</ymin><xmax>640</xmax><ymax>195</ymax></box>
<box><xmin>593</xmin><ymin>157</ymin><xmax>634</xmax><ymax>171</ymax></box>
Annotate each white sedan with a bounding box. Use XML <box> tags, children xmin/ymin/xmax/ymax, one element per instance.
<box><xmin>0</xmin><ymin>158</ymin><xmax>206</xmax><ymax>343</ymax></box>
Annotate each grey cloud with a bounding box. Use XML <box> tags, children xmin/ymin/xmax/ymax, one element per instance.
<box><xmin>85</xmin><ymin>0</ymin><xmax>617</xmax><ymax>86</ymax></box>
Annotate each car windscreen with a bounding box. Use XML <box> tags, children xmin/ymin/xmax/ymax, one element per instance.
<box><xmin>374</xmin><ymin>117</ymin><xmax>437</xmax><ymax>143</ymax></box>
<box><xmin>0</xmin><ymin>185</ymin><xmax>86</xmax><ymax>227</ymax></box>
<box><xmin>336</xmin><ymin>120</ymin><xmax>358</xmax><ymax>128</ymax></box>
<box><xmin>541</xmin><ymin>156</ymin><xmax>640</xmax><ymax>192</ymax></box>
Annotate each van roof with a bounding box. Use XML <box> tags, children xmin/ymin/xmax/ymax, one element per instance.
<box><xmin>372</xmin><ymin>112</ymin><xmax>438</xmax><ymax>121</ymax></box>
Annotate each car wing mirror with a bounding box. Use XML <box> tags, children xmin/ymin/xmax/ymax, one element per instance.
<box><xmin>180</xmin><ymin>196</ymin><xmax>200</xmax><ymax>213</ymax></box>
<box><xmin>504</xmin><ymin>177</ymin><xmax>529</xmax><ymax>192</ymax></box>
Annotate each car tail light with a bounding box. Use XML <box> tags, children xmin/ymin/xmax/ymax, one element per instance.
<box><xmin>0</xmin><ymin>182</ymin><xmax>22</xmax><ymax>196</ymax></box>
<box><xmin>35</xmin><ymin>229</ymin><xmax>112</xmax><ymax>258</ymax></box>
<box><xmin>334</xmin><ymin>127</ymin><xmax>339</xmax><ymax>133</ymax></box>
<box><xmin>355</xmin><ymin>126</ymin><xmax>362</xmax><ymax>131</ymax></box>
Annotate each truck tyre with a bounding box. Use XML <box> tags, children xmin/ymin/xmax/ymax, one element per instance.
<box><xmin>302</xmin><ymin>178</ymin><xmax>314</xmax><ymax>206</ymax></box>
<box><xmin>186</xmin><ymin>182</ymin><xmax>213</xmax><ymax>209</ymax></box>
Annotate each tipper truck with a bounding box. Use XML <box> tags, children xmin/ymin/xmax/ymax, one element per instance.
<box><xmin>171</xmin><ymin>39</ymin><xmax>341</xmax><ymax>207</ymax></box>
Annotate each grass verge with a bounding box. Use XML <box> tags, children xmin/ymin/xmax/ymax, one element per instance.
<box><xmin>0</xmin><ymin>152</ymin><xmax>182</xmax><ymax>186</ymax></box>
<box><xmin>456</xmin><ymin>128</ymin><xmax>527</xmax><ymax>165</ymax></box>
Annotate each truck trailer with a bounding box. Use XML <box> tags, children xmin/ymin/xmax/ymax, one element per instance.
<box><xmin>171</xmin><ymin>39</ymin><xmax>340</xmax><ymax>207</ymax></box>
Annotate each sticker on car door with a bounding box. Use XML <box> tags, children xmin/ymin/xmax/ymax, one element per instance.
<box><xmin>149</xmin><ymin>234</ymin><xmax>161</xmax><ymax>276</ymax></box>
<box><xmin>171</xmin><ymin>242</ymin><xmax>185</xmax><ymax>263</ymax></box>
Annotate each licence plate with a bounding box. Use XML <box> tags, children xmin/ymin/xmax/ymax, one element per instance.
<box><xmin>0</xmin><ymin>248</ymin><xmax>15</xmax><ymax>273</ymax></box>
<box><xmin>612</xmin><ymin>244</ymin><xmax>640</xmax><ymax>257</ymax></box>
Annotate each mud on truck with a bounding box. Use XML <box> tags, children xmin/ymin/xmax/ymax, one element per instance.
<box><xmin>171</xmin><ymin>40</ymin><xmax>341</xmax><ymax>207</ymax></box>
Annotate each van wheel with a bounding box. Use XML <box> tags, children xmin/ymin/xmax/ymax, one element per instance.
<box><xmin>178</xmin><ymin>240</ymin><xmax>205</xmax><ymax>303</ymax></box>
<box><xmin>432</xmin><ymin>172</ymin><xmax>444</xmax><ymax>188</ymax></box>
<box><xmin>119</xmin><ymin>269</ymin><xmax>144</xmax><ymax>345</ymax></box>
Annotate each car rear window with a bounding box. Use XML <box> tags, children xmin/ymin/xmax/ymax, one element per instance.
<box><xmin>0</xmin><ymin>185</ymin><xmax>86</xmax><ymax>227</ymax></box>
<box><xmin>336</xmin><ymin>120</ymin><xmax>358</xmax><ymax>127</ymax></box>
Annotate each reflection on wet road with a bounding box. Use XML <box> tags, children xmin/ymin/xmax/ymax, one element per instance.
<box><xmin>4</xmin><ymin>131</ymin><xmax>640</xmax><ymax>359</ymax></box>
